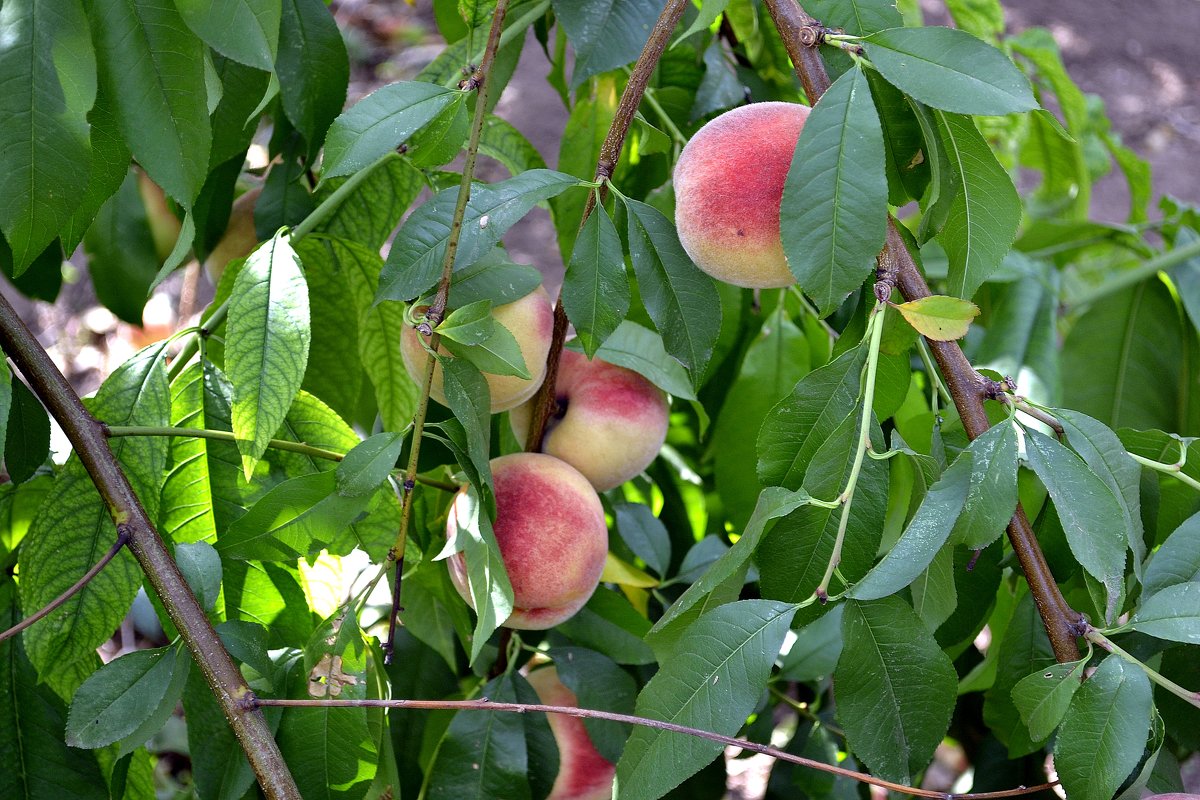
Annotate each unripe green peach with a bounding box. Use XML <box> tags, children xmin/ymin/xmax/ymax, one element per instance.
<box><xmin>446</xmin><ymin>453</ymin><xmax>608</xmax><ymax>630</ymax></box>
<box><xmin>510</xmin><ymin>349</ymin><xmax>669</xmax><ymax>491</ymax></box>
<box><xmin>526</xmin><ymin>665</ymin><xmax>615</xmax><ymax>800</ymax></box>
<box><xmin>400</xmin><ymin>286</ymin><xmax>554</xmax><ymax>413</ymax></box>
<box><xmin>673</xmin><ymin>101</ymin><xmax>810</xmax><ymax>288</ymax></box>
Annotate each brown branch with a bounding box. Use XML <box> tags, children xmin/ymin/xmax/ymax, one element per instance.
<box><xmin>0</xmin><ymin>525</ymin><xmax>129</xmax><ymax>645</ymax></box>
<box><xmin>762</xmin><ymin>0</ymin><xmax>1083</xmax><ymax>663</ymax></box>
<box><xmin>524</xmin><ymin>0</ymin><xmax>691</xmax><ymax>452</ymax></box>
<box><xmin>383</xmin><ymin>0</ymin><xmax>511</xmax><ymax>665</ymax></box>
<box><xmin>0</xmin><ymin>295</ymin><xmax>301</xmax><ymax>798</ymax></box>
<box><xmin>255</xmin><ymin>696</ymin><xmax>1058</xmax><ymax>799</ymax></box>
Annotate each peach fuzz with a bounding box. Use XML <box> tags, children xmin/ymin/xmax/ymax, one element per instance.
<box><xmin>526</xmin><ymin>665</ymin><xmax>615</xmax><ymax>800</ymax></box>
<box><xmin>510</xmin><ymin>349</ymin><xmax>669</xmax><ymax>491</ymax></box>
<box><xmin>446</xmin><ymin>453</ymin><xmax>608</xmax><ymax>630</ymax></box>
<box><xmin>673</xmin><ymin>101</ymin><xmax>810</xmax><ymax>288</ymax></box>
<box><xmin>400</xmin><ymin>285</ymin><xmax>554</xmax><ymax>413</ymax></box>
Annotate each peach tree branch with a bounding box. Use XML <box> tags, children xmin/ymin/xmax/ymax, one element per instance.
<box><xmin>762</xmin><ymin>0</ymin><xmax>1084</xmax><ymax>663</ymax></box>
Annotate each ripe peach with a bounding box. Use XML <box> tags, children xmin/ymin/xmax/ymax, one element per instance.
<box><xmin>510</xmin><ymin>349</ymin><xmax>669</xmax><ymax>491</ymax></box>
<box><xmin>526</xmin><ymin>665</ymin><xmax>615</xmax><ymax>800</ymax></box>
<box><xmin>400</xmin><ymin>286</ymin><xmax>555</xmax><ymax>413</ymax></box>
<box><xmin>446</xmin><ymin>453</ymin><xmax>608</xmax><ymax>629</ymax></box>
<box><xmin>673</xmin><ymin>101</ymin><xmax>810</xmax><ymax>288</ymax></box>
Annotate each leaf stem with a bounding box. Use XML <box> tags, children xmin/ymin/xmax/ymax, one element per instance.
<box><xmin>1087</xmin><ymin>628</ymin><xmax>1200</xmax><ymax>709</ymax></box>
<box><xmin>639</xmin><ymin>82</ymin><xmax>688</xmax><ymax>146</ymax></box>
<box><xmin>294</xmin><ymin>152</ymin><xmax>396</xmax><ymax>240</ymax></box>
<box><xmin>253</xmin><ymin>696</ymin><xmax>1057</xmax><ymax>799</ymax></box>
<box><xmin>524</xmin><ymin>0</ymin><xmax>692</xmax><ymax>452</ymax></box>
<box><xmin>383</xmin><ymin>0</ymin><xmax>511</xmax><ymax>664</ymax></box>
<box><xmin>1069</xmin><ymin>235</ymin><xmax>1200</xmax><ymax>309</ymax></box>
<box><xmin>816</xmin><ymin>303</ymin><xmax>885</xmax><ymax>600</ymax></box>
<box><xmin>1127</xmin><ymin>452</ymin><xmax>1200</xmax><ymax>493</ymax></box>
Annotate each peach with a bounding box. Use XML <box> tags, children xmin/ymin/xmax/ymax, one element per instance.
<box><xmin>673</xmin><ymin>101</ymin><xmax>810</xmax><ymax>288</ymax></box>
<box><xmin>137</xmin><ymin>172</ymin><xmax>182</xmax><ymax>261</ymax></box>
<box><xmin>526</xmin><ymin>665</ymin><xmax>615</xmax><ymax>800</ymax></box>
<box><xmin>204</xmin><ymin>188</ymin><xmax>261</xmax><ymax>282</ymax></box>
<box><xmin>400</xmin><ymin>285</ymin><xmax>555</xmax><ymax>413</ymax></box>
<box><xmin>510</xmin><ymin>349</ymin><xmax>669</xmax><ymax>491</ymax></box>
<box><xmin>446</xmin><ymin>453</ymin><xmax>608</xmax><ymax>629</ymax></box>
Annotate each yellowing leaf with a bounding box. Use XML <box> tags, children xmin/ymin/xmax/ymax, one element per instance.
<box><xmin>602</xmin><ymin>552</ymin><xmax>659</xmax><ymax>588</ymax></box>
<box><xmin>894</xmin><ymin>295</ymin><xmax>980</xmax><ymax>341</ymax></box>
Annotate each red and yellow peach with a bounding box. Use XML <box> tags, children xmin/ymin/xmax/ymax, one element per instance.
<box><xmin>526</xmin><ymin>665</ymin><xmax>616</xmax><ymax>800</ymax></box>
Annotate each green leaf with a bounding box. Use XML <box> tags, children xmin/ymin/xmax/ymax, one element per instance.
<box><xmin>479</xmin><ymin>114</ymin><xmax>549</xmax><ymax>175</ymax></box>
<box><xmin>66</xmin><ymin>645</ymin><xmax>189</xmax><ymax>753</ymax></box>
<box><xmin>562</xmin><ymin>204</ymin><xmax>628</xmax><ymax>356</ymax></box>
<box><xmin>1024</xmin><ymin>428</ymin><xmax>1127</xmax><ymax>621</ymax></box>
<box><xmin>377</xmin><ymin>170</ymin><xmax>579</xmax><ymax>303</ymax></box>
<box><xmin>865</xmin><ymin>68</ymin><xmax>930</xmax><ymax>206</ymax></box>
<box><xmin>835</xmin><ymin>596</ymin><xmax>957</xmax><ymax>783</ymax></box>
<box><xmin>1143</xmin><ymin>511</ymin><xmax>1200</xmax><ymax>599</ymax></box>
<box><xmin>973</xmin><ymin>256</ymin><xmax>1058</xmax><ymax>403</ymax></box>
<box><xmin>894</xmin><ymin>295</ymin><xmax>979</xmax><ymax>340</ymax></box>
<box><xmin>441</xmin><ymin>320</ymin><xmax>530</xmax><ymax>380</ymax></box>
<box><xmin>322</xmin><ymin>82</ymin><xmax>462</xmax><ymax>179</ymax></box>
<box><xmin>616</xmin><ymin>600</ymin><xmax>797</xmax><ymax>800</ymax></box>
<box><xmin>553</xmin><ymin>0</ymin><xmax>660</xmax><ymax>88</ymax></box>
<box><xmin>92</xmin><ymin>0</ymin><xmax>211</xmax><ymax>205</ymax></box>
<box><xmin>175</xmin><ymin>542</ymin><xmax>222</xmax><ymax>613</ymax></box>
<box><xmin>1054</xmin><ymin>655</ymin><xmax>1153</xmax><ymax>800</ymax></box>
<box><xmin>20</xmin><ymin>343</ymin><xmax>170</xmax><ymax>678</ymax></box>
<box><xmin>555</xmin><ymin>588</ymin><xmax>656</xmax><ymax>666</ymax></box>
<box><xmin>226</xmin><ymin>233</ymin><xmax>311</xmax><ymax>478</ymax></box>
<box><xmin>1011</xmin><ymin>656</ymin><xmax>1088</xmax><ymax>742</ymax></box>
<box><xmin>83</xmin><ymin>168</ymin><xmax>160</xmax><ymax>324</ymax></box>
<box><xmin>337</xmin><ymin>432</ymin><xmax>404</xmax><ymax>498</ymax></box>
<box><xmin>757</xmin><ymin>345</ymin><xmax>865</xmax><ymax>490</ymax></box>
<box><xmin>863</xmin><ymin>26</ymin><xmax>1037</xmax><ymax>115</ymax></box>
<box><xmin>439</xmin><ymin>250</ymin><xmax>541</xmax><ymax>308</ymax></box>
<box><xmin>551</xmin><ymin>77</ymin><xmax>616</xmax><ymax>262</ymax></box>
<box><xmin>312</xmin><ymin>154</ymin><xmax>424</xmax><ymax>250</ymax></box>
<box><xmin>439</xmin><ymin>358</ymin><xmax>493</xmax><ymax>496</ymax></box>
<box><xmin>277</xmin><ymin>0</ymin><xmax>348</xmax><ymax>157</ymax></box>
<box><xmin>427</xmin><ymin>673</ymin><xmax>530</xmax><ymax>800</ymax></box>
<box><xmin>614</xmin><ymin>503</ymin><xmax>671</xmax><ymax>577</ymax></box>
<box><xmin>952</xmin><ymin>421</ymin><xmax>1018</xmax><ymax>548</ymax></box>
<box><xmin>779</xmin><ymin>604</ymin><xmax>845</xmax><ymax>682</ymax></box>
<box><xmin>1132</xmin><ymin>582</ymin><xmax>1200</xmax><ymax>644</ymax></box>
<box><xmin>0</xmin><ymin>359</ymin><xmax>9</xmax><ymax>463</ymax></box>
<box><xmin>4</xmin><ymin>377</ymin><xmax>50</xmax><ymax>484</ymax></box>
<box><xmin>440</xmin><ymin>481</ymin><xmax>512</xmax><ymax>664</ymax></box>
<box><xmin>551</xmin><ymin>648</ymin><xmax>638</xmax><ymax>763</ymax></box>
<box><xmin>176</xmin><ymin>0</ymin><xmax>279</xmax><ymax>71</ymax></box>
<box><xmin>1063</xmin><ymin>278</ymin><xmax>1188</xmax><ymax>432</ymax></box>
<box><xmin>565</xmin><ymin>320</ymin><xmax>696</xmax><ymax>400</ymax></box>
<box><xmin>0</xmin><ymin>584</ymin><xmax>107</xmax><ymax>799</ymax></box>
<box><xmin>982</xmin><ymin>591</ymin><xmax>1054</xmax><ymax>755</ymax></box>
<box><xmin>181</xmin><ymin>661</ymin><xmax>258</xmax><ymax>799</ymax></box>
<box><xmin>850</xmin><ymin>451</ymin><xmax>972</xmax><ymax>600</ymax></box>
<box><xmin>207</xmin><ymin>55</ymin><xmax>271</xmax><ymax>170</ymax></box>
<box><xmin>782</xmin><ymin>65</ymin><xmax>887</xmax><ymax>315</ymax></box>
<box><xmin>806</xmin><ymin>0</ymin><xmax>901</xmax><ymax>34</ymax></box>
<box><xmin>159</xmin><ymin>362</ymin><xmax>222</xmax><ymax>547</ymax></box>
<box><xmin>910</xmin><ymin>545</ymin><xmax>957</xmax><ymax>631</ymax></box>
<box><xmin>715</xmin><ymin>311</ymin><xmax>811</xmax><ymax>527</ymax></box>
<box><xmin>437</xmin><ymin>300</ymin><xmax>498</xmax><ymax>346</ymax></box>
<box><xmin>60</xmin><ymin>87</ymin><xmax>131</xmax><ymax>255</ymax></box>
<box><xmin>675</xmin><ymin>0</ymin><xmax>730</xmax><ymax>42</ymax></box>
<box><xmin>934</xmin><ymin>111</ymin><xmax>1021</xmax><ymax>299</ymax></box>
<box><xmin>623</xmin><ymin>197</ymin><xmax>722</xmax><ymax>379</ymax></box>
<box><xmin>0</xmin><ymin>0</ymin><xmax>95</xmax><ymax>273</ymax></box>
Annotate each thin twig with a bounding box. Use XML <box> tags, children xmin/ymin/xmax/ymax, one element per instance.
<box><xmin>383</xmin><ymin>0</ymin><xmax>511</xmax><ymax>664</ymax></box>
<box><xmin>253</xmin><ymin>696</ymin><xmax>1059</xmax><ymax>799</ymax></box>
<box><xmin>1128</xmin><ymin>452</ymin><xmax>1200</xmax><ymax>493</ymax></box>
<box><xmin>1088</xmin><ymin>629</ymin><xmax>1200</xmax><ymax>709</ymax></box>
<box><xmin>763</xmin><ymin>0</ymin><xmax>1083</xmax><ymax>664</ymax></box>
<box><xmin>0</xmin><ymin>526</ymin><xmax>130</xmax><ymax>644</ymax></box>
<box><xmin>524</xmin><ymin>0</ymin><xmax>691</xmax><ymax>452</ymax></box>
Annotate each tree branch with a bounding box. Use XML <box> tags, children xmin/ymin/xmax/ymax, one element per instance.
<box><xmin>762</xmin><ymin>0</ymin><xmax>1083</xmax><ymax>663</ymax></box>
<box><xmin>254</xmin><ymin>696</ymin><xmax>1058</xmax><ymax>799</ymax></box>
<box><xmin>523</xmin><ymin>0</ymin><xmax>691</xmax><ymax>452</ymax></box>
<box><xmin>0</xmin><ymin>295</ymin><xmax>302</xmax><ymax>799</ymax></box>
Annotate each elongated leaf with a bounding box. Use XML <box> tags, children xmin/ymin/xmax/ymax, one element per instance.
<box><xmin>982</xmin><ymin>592</ymin><xmax>1054</xmax><ymax>755</ymax></box>
<box><xmin>835</xmin><ymin>596</ymin><xmax>957</xmax><ymax>783</ymax></box>
<box><xmin>377</xmin><ymin>170</ymin><xmax>579</xmax><ymax>303</ymax></box>
<box><xmin>159</xmin><ymin>363</ymin><xmax>219</xmax><ymax>546</ymax></box>
<box><xmin>92</xmin><ymin>0</ymin><xmax>211</xmax><ymax>205</ymax></box>
<box><xmin>177</xmin><ymin>0</ymin><xmax>279</xmax><ymax>71</ymax></box>
<box><xmin>313</xmin><ymin>155</ymin><xmax>423</xmax><ymax>250</ymax></box>
<box><xmin>935</xmin><ymin>111</ymin><xmax>1021</xmax><ymax>299</ymax></box>
<box><xmin>277</xmin><ymin>0</ymin><xmax>348</xmax><ymax>157</ymax></box>
<box><xmin>336</xmin><ymin>433</ymin><xmax>404</xmax><ymax>498</ymax></box>
<box><xmin>562</xmin><ymin>204</ymin><xmax>629</xmax><ymax>356</ymax></box>
<box><xmin>1132</xmin><ymin>582</ymin><xmax>1200</xmax><ymax>644</ymax></box>
<box><xmin>850</xmin><ymin>451</ymin><xmax>971</xmax><ymax>599</ymax></box>
<box><xmin>60</xmin><ymin>87</ymin><xmax>130</xmax><ymax>255</ymax></box>
<box><xmin>0</xmin><ymin>0</ymin><xmax>95</xmax><ymax>273</ymax></box>
<box><xmin>614</xmin><ymin>503</ymin><xmax>671</xmax><ymax>577</ymax></box>
<box><xmin>952</xmin><ymin>421</ymin><xmax>1019</xmax><ymax>548</ymax></box>
<box><xmin>1011</xmin><ymin>657</ymin><xmax>1087</xmax><ymax>742</ymax></box>
<box><xmin>806</xmin><ymin>0</ymin><xmax>901</xmax><ymax>34</ymax></box>
<box><xmin>5</xmin><ymin>378</ymin><xmax>50</xmax><ymax>484</ymax></box>
<box><xmin>973</xmin><ymin>256</ymin><xmax>1058</xmax><ymax>404</ymax></box>
<box><xmin>435</xmin><ymin>249</ymin><xmax>541</xmax><ymax>308</ymax></box>
<box><xmin>83</xmin><ymin>168</ymin><xmax>160</xmax><ymax>324</ymax></box>
<box><xmin>894</xmin><ymin>295</ymin><xmax>979</xmax><ymax>340</ymax></box>
<box><xmin>616</xmin><ymin>600</ymin><xmax>796</xmax><ymax>800</ymax></box>
<box><xmin>322</xmin><ymin>82</ymin><xmax>462</xmax><ymax>179</ymax></box>
<box><xmin>782</xmin><ymin>65</ymin><xmax>886</xmax><ymax>315</ymax></box>
<box><xmin>551</xmin><ymin>648</ymin><xmax>637</xmax><ymax>764</ymax></box>
<box><xmin>427</xmin><ymin>673</ymin><xmax>530</xmax><ymax>800</ymax></box>
<box><xmin>65</xmin><ymin>646</ymin><xmax>185</xmax><ymax>750</ymax></box>
<box><xmin>553</xmin><ymin>0</ymin><xmax>659</xmax><ymax>88</ymax></box>
<box><xmin>556</xmin><ymin>588</ymin><xmax>655</xmax><ymax>666</ymax></box>
<box><xmin>1143</xmin><ymin>511</ymin><xmax>1200</xmax><ymax>599</ymax></box>
<box><xmin>226</xmin><ymin>233</ymin><xmax>311</xmax><ymax>478</ymax></box>
<box><xmin>863</xmin><ymin>26</ymin><xmax>1037</xmax><ymax>115</ymax></box>
<box><xmin>1054</xmin><ymin>655</ymin><xmax>1153</xmax><ymax>800</ymax></box>
<box><xmin>565</xmin><ymin>321</ymin><xmax>696</xmax><ymax>403</ymax></box>
<box><xmin>441</xmin><ymin>482</ymin><xmax>512</xmax><ymax>664</ymax></box>
<box><xmin>1024</xmin><ymin>428</ymin><xmax>1126</xmax><ymax>620</ymax></box>
<box><xmin>623</xmin><ymin>197</ymin><xmax>722</xmax><ymax>380</ymax></box>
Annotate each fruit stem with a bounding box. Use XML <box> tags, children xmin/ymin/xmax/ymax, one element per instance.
<box><xmin>524</xmin><ymin>0</ymin><xmax>691</xmax><ymax>452</ymax></box>
<box><xmin>816</xmin><ymin>302</ymin><xmax>886</xmax><ymax>598</ymax></box>
<box><xmin>383</xmin><ymin>0</ymin><xmax>512</xmax><ymax>665</ymax></box>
